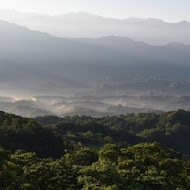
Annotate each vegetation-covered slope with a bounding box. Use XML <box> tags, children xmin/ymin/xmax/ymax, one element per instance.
<box><xmin>36</xmin><ymin>109</ymin><xmax>190</xmax><ymax>155</ymax></box>
<box><xmin>0</xmin><ymin>142</ymin><xmax>190</xmax><ymax>190</ymax></box>
<box><xmin>0</xmin><ymin>111</ymin><xmax>64</xmax><ymax>158</ymax></box>
<box><xmin>0</xmin><ymin>110</ymin><xmax>190</xmax><ymax>189</ymax></box>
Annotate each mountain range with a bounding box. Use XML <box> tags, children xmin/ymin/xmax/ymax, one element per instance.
<box><xmin>0</xmin><ymin>18</ymin><xmax>190</xmax><ymax>115</ymax></box>
<box><xmin>1</xmin><ymin>20</ymin><xmax>190</xmax><ymax>96</ymax></box>
<box><xmin>1</xmin><ymin>10</ymin><xmax>190</xmax><ymax>45</ymax></box>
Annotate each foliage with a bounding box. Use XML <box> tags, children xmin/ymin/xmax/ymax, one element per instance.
<box><xmin>0</xmin><ymin>112</ymin><xmax>64</xmax><ymax>158</ymax></box>
<box><xmin>36</xmin><ymin>110</ymin><xmax>190</xmax><ymax>154</ymax></box>
<box><xmin>0</xmin><ymin>111</ymin><xmax>190</xmax><ymax>189</ymax></box>
<box><xmin>0</xmin><ymin>143</ymin><xmax>189</xmax><ymax>190</ymax></box>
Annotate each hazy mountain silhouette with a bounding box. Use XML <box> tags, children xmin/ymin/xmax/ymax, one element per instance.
<box><xmin>1</xmin><ymin>20</ymin><xmax>190</xmax><ymax>97</ymax></box>
<box><xmin>1</xmin><ymin>10</ymin><xmax>190</xmax><ymax>45</ymax></box>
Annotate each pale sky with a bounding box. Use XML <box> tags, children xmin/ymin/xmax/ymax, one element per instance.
<box><xmin>0</xmin><ymin>0</ymin><xmax>189</xmax><ymax>22</ymax></box>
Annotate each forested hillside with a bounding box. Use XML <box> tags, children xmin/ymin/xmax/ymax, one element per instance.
<box><xmin>1</xmin><ymin>142</ymin><xmax>190</xmax><ymax>190</ymax></box>
<box><xmin>0</xmin><ymin>111</ymin><xmax>64</xmax><ymax>158</ymax></box>
<box><xmin>36</xmin><ymin>109</ymin><xmax>190</xmax><ymax>155</ymax></box>
<box><xmin>0</xmin><ymin>110</ymin><xmax>190</xmax><ymax>189</ymax></box>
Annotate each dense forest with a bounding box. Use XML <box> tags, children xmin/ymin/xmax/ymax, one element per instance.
<box><xmin>0</xmin><ymin>110</ymin><xmax>190</xmax><ymax>189</ymax></box>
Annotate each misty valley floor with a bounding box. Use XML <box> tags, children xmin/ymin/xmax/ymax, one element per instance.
<box><xmin>1</xmin><ymin>92</ymin><xmax>190</xmax><ymax>118</ymax></box>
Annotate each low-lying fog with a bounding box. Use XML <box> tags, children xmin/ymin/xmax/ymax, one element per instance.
<box><xmin>1</xmin><ymin>90</ymin><xmax>190</xmax><ymax>118</ymax></box>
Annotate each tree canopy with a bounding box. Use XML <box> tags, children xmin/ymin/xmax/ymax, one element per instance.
<box><xmin>0</xmin><ymin>110</ymin><xmax>190</xmax><ymax>189</ymax></box>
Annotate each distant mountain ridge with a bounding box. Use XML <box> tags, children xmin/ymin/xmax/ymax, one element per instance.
<box><xmin>0</xmin><ymin>20</ymin><xmax>190</xmax><ymax>114</ymax></box>
<box><xmin>0</xmin><ymin>20</ymin><xmax>190</xmax><ymax>66</ymax></box>
<box><xmin>1</xmin><ymin>20</ymin><xmax>190</xmax><ymax>96</ymax></box>
<box><xmin>0</xmin><ymin>10</ymin><xmax>190</xmax><ymax>44</ymax></box>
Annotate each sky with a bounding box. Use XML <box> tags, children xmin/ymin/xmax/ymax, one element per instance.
<box><xmin>0</xmin><ymin>0</ymin><xmax>189</xmax><ymax>22</ymax></box>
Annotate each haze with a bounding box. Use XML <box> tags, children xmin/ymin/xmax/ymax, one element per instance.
<box><xmin>0</xmin><ymin>1</ymin><xmax>190</xmax><ymax>189</ymax></box>
<box><xmin>0</xmin><ymin>0</ymin><xmax>190</xmax><ymax>22</ymax></box>
<box><xmin>0</xmin><ymin>1</ymin><xmax>190</xmax><ymax>117</ymax></box>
